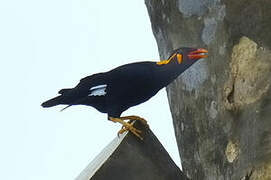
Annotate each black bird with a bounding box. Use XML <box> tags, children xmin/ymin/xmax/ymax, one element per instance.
<box><xmin>41</xmin><ymin>47</ymin><xmax>208</xmax><ymax>139</ymax></box>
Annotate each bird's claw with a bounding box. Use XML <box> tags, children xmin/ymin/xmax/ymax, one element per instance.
<box><xmin>118</xmin><ymin>123</ymin><xmax>143</xmax><ymax>140</ymax></box>
<box><xmin>120</xmin><ymin>116</ymin><xmax>149</xmax><ymax>128</ymax></box>
<box><xmin>108</xmin><ymin>116</ymin><xmax>145</xmax><ymax>140</ymax></box>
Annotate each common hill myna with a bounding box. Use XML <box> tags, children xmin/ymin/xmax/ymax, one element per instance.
<box><xmin>42</xmin><ymin>47</ymin><xmax>208</xmax><ymax>139</ymax></box>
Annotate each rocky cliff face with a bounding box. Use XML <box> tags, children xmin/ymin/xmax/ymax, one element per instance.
<box><xmin>145</xmin><ymin>0</ymin><xmax>271</xmax><ymax>179</ymax></box>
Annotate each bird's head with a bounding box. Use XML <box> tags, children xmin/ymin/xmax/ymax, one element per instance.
<box><xmin>156</xmin><ymin>47</ymin><xmax>208</xmax><ymax>66</ymax></box>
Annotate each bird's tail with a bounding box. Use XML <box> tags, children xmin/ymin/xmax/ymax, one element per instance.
<box><xmin>41</xmin><ymin>95</ymin><xmax>65</xmax><ymax>108</ymax></box>
<box><xmin>42</xmin><ymin>88</ymin><xmax>73</xmax><ymax>108</ymax></box>
<box><xmin>58</xmin><ymin>88</ymin><xmax>72</xmax><ymax>94</ymax></box>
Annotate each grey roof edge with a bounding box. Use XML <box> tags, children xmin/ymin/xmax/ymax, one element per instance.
<box><xmin>75</xmin><ymin>132</ymin><xmax>128</xmax><ymax>180</ymax></box>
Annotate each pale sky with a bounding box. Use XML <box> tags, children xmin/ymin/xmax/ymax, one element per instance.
<box><xmin>0</xmin><ymin>1</ymin><xmax>180</xmax><ymax>179</ymax></box>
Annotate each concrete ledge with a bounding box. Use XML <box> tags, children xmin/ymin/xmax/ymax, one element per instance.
<box><xmin>76</xmin><ymin>121</ymin><xmax>189</xmax><ymax>180</ymax></box>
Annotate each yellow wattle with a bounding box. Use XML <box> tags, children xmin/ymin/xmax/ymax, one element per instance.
<box><xmin>156</xmin><ymin>52</ymin><xmax>182</xmax><ymax>65</ymax></box>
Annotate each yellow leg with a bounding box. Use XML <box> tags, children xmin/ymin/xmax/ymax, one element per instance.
<box><xmin>109</xmin><ymin>117</ymin><xmax>143</xmax><ymax>140</ymax></box>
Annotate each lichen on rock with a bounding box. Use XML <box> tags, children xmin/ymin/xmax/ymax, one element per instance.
<box><xmin>250</xmin><ymin>163</ymin><xmax>271</xmax><ymax>180</ymax></box>
<box><xmin>225</xmin><ymin>140</ymin><xmax>239</xmax><ymax>163</ymax></box>
<box><xmin>224</xmin><ymin>36</ymin><xmax>271</xmax><ymax>110</ymax></box>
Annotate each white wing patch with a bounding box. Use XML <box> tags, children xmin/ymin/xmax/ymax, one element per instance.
<box><xmin>88</xmin><ymin>84</ymin><xmax>107</xmax><ymax>96</ymax></box>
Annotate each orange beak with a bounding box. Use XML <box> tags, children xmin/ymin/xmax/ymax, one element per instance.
<box><xmin>188</xmin><ymin>48</ymin><xmax>208</xmax><ymax>60</ymax></box>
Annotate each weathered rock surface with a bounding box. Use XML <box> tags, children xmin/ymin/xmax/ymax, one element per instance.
<box><xmin>145</xmin><ymin>0</ymin><xmax>271</xmax><ymax>179</ymax></box>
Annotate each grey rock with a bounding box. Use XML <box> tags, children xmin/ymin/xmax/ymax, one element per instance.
<box><xmin>145</xmin><ymin>0</ymin><xmax>271</xmax><ymax>179</ymax></box>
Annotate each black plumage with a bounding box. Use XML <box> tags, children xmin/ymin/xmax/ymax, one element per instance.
<box><xmin>42</xmin><ymin>47</ymin><xmax>207</xmax><ymax>139</ymax></box>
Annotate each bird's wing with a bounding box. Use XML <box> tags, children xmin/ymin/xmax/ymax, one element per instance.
<box><xmin>88</xmin><ymin>84</ymin><xmax>107</xmax><ymax>96</ymax></box>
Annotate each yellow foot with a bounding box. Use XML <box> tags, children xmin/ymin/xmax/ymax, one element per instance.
<box><xmin>120</xmin><ymin>115</ymin><xmax>149</xmax><ymax>127</ymax></box>
<box><xmin>109</xmin><ymin>117</ymin><xmax>143</xmax><ymax>140</ymax></box>
<box><xmin>118</xmin><ymin>116</ymin><xmax>149</xmax><ymax>137</ymax></box>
